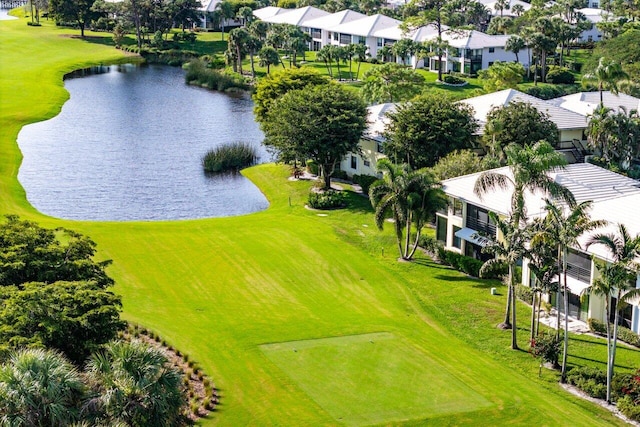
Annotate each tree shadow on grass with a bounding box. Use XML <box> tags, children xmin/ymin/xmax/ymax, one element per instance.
<box><xmin>344</xmin><ymin>190</ymin><xmax>374</xmax><ymax>214</ymax></box>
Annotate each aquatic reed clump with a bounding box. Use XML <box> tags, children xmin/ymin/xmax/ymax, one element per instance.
<box><xmin>202</xmin><ymin>142</ymin><xmax>258</xmax><ymax>173</ymax></box>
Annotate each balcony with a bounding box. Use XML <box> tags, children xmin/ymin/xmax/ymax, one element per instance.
<box><xmin>465</xmin><ymin>217</ymin><xmax>496</xmax><ymax>237</ymax></box>
<box><xmin>566</xmin><ymin>263</ymin><xmax>591</xmax><ymax>284</ymax></box>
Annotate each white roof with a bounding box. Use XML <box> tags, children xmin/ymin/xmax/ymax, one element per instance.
<box><xmin>549</xmin><ymin>91</ymin><xmax>640</xmax><ymax>117</ymax></box>
<box><xmin>328</xmin><ymin>14</ymin><xmax>401</xmax><ymax>37</ymax></box>
<box><xmin>374</xmin><ymin>23</ymin><xmax>442</xmax><ymax>42</ymax></box>
<box><xmin>260</xmin><ymin>6</ymin><xmax>329</xmax><ymax>26</ymax></box>
<box><xmin>364</xmin><ymin>103</ymin><xmax>396</xmax><ymax>141</ymax></box>
<box><xmin>444</xmin><ymin>30</ymin><xmax>511</xmax><ymax>50</ymax></box>
<box><xmin>442</xmin><ymin>162</ymin><xmax>640</xmax><ymax>262</ymax></box>
<box><xmin>459</xmin><ymin>89</ymin><xmax>588</xmax><ymax>132</ymax></box>
<box><xmin>303</xmin><ymin>9</ymin><xmax>366</xmax><ymax>30</ymax></box>
<box><xmin>200</xmin><ymin>0</ymin><xmax>220</xmax><ymax>13</ymax></box>
<box><xmin>578</xmin><ymin>7</ymin><xmax>611</xmax><ymax>23</ymax></box>
<box><xmin>253</xmin><ymin>6</ymin><xmax>285</xmax><ymax>20</ymax></box>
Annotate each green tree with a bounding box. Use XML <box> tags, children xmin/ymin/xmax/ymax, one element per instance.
<box><xmin>538</xmin><ymin>199</ymin><xmax>605</xmax><ymax>383</ymax></box>
<box><xmin>585</xmin><ymin>224</ymin><xmax>640</xmax><ymax>403</ymax></box>
<box><xmin>0</xmin><ymin>280</ymin><xmax>125</xmax><ymax>364</ymax></box>
<box><xmin>478</xmin><ymin>61</ymin><xmax>525</xmax><ymax>92</ymax></box>
<box><xmin>228</xmin><ymin>27</ymin><xmax>251</xmax><ymax>75</ymax></box>
<box><xmin>252</xmin><ymin>68</ymin><xmax>330</xmax><ymax>124</ymax></box>
<box><xmin>362</xmin><ymin>63</ymin><xmax>425</xmax><ymax>103</ymax></box>
<box><xmin>258</xmin><ymin>46</ymin><xmax>280</xmax><ymax>74</ymax></box>
<box><xmin>261</xmin><ymin>84</ymin><xmax>367</xmax><ymax>189</ymax></box>
<box><xmin>214</xmin><ymin>0</ymin><xmax>234</xmax><ymax>40</ymax></box>
<box><xmin>474</xmin><ymin>142</ymin><xmax>574</xmax><ymax>348</ymax></box>
<box><xmin>391</xmin><ymin>38</ymin><xmax>418</xmax><ymax>66</ymax></box>
<box><xmin>0</xmin><ymin>348</ymin><xmax>84</xmax><ymax>426</ymax></box>
<box><xmin>83</xmin><ymin>340</ymin><xmax>186</xmax><ymax>426</ymax></box>
<box><xmin>430</xmin><ymin>149</ymin><xmax>486</xmax><ymax>181</ymax></box>
<box><xmin>583</xmin><ymin>57</ymin><xmax>630</xmax><ymax>105</ymax></box>
<box><xmin>370</xmin><ymin>159</ymin><xmax>446</xmax><ymax>260</ymax></box>
<box><xmin>0</xmin><ymin>215</ymin><xmax>113</xmax><ymax>289</ymax></box>
<box><xmin>482</xmin><ymin>101</ymin><xmax>560</xmax><ymax>161</ymax></box>
<box><xmin>49</xmin><ymin>0</ymin><xmax>98</xmax><ymax>37</ymax></box>
<box><xmin>586</xmin><ymin>105</ymin><xmax>640</xmax><ymax>168</ymax></box>
<box><xmin>316</xmin><ymin>44</ymin><xmax>336</xmax><ymax>78</ymax></box>
<box><xmin>505</xmin><ymin>35</ymin><xmax>526</xmax><ymax>64</ymax></box>
<box><xmin>383</xmin><ymin>93</ymin><xmax>477</xmax><ymax>169</ymax></box>
<box><xmin>236</xmin><ymin>5</ymin><xmax>253</xmax><ymax>26</ymax></box>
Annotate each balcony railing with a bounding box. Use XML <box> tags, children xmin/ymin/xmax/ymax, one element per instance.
<box><xmin>466</xmin><ymin>217</ymin><xmax>496</xmax><ymax>237</ymax></box>
<box><xmin>567</xmin><ymin>263</ymin><xmax>591</xmax><ymax>284</ymax></box>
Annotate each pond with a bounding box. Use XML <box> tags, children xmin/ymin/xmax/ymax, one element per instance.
<box><xmin>17</xmin><ymin>64</ymin><xmax>270</xmax><ymax>221</ymax></box>
<box><xmin>0</xmin><ymin>8</ymin><xmax>18</xmax><ymax>20</ymax></box>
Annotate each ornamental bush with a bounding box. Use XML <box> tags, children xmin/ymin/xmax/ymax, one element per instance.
<box><xmin>566</xmin><ymin>366</ymin><xmax>607</xmax><ymax>399</ymax></box>
<box><xmin>352</xmin><ymin>174</ymin><xmax>379</xmax><ymax>195</ymax></box>
<box><xmin>530</xmin><ymin>331</ymin><xmax>561</xmax><ymax>367</ymax></box>
<box><xmin>308</xmin><ymin>190</ymin><xmax>347</xmax><ymax>210</ymax></box>
<box><xmin>443</xmin><ymin>75</ymin><xmax>466</xmax><ymax>85</ymax></box>
<box><xmin>546</xmin><ymin>67</ymin><xmax>575</xmax><ymax>84</ymax></box>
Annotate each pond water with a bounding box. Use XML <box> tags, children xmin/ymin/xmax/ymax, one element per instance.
<box><xmin>17</xmin><ymin>64</ymin><xmax>270</xmax><ymax>221</ymax></box>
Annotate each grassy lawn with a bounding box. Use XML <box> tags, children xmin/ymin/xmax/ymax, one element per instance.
<box><xmin>0</xmin><ymin>14</ymin><xmax>631</xmax><ymax>426</ymax></box>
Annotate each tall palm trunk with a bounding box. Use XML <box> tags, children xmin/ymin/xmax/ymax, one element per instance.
<box><xmin>503</xmin><ymin>264</ymin><xmax>514</xmax><ymax>328</ymax></box>
<box><xmin>511</xmin><ymin>270</ymin><xmax>518</xmax><ymax>349</ymax></box>
<box><xmin>561</xmin><ymin>253</ymin><xmax>569</xmax><ymax>383</ymax></box>
<box><xmin>605</xmin><ymin>300</ymin><xmax>613</xmax><ymax>403</ymax></box>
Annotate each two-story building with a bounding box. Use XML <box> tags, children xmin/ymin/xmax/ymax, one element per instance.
<box><xmin>438</xmin><ymin>162</ymin><xmax>640</xmax><ymax>332</ymax></box>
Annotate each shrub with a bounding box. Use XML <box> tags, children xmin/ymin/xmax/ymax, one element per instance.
<box><xmin>617</xmin><ymin>395</ymin><xmax>640</xmax><ymax>421</ymax></box>
<box><xmin>588</xmin><ymin>318</ymin><xmax>608</xmax><ymax>334</ymax></box>
<box><xmin>566</xmin><ymin>366</ymin><xmax>607</xmax><ymax>399</ymax></box>
<box><xmin>441</xmin><ymin>250</ymin><xmax>482</xmax><ymax>277</ymax></box>
<box><xmin>352</xmin><ymin>174</ymin><xmax>379</xmax><ymax>195</ymax></box>
<box><xmin>587</xmin><ymin>318</ymin><xmax>640</xmax><ymax>346</ymax></box>
<box><xmin>185</xmin><ymin>59</ymin><xmax>249</xmax><ymax>91</ymax></box>
<box><xmin>479</xmin><ymin>260</ymin><xmax>508</xmax><ymax>280</ymax></box>
<box><xmin>307</xmin><ymin>190</ymin><xmax>347</xmax><ymax>210</ymax></box>
<box><xmin>332</xmin><ymin>169</ymin><xmax>349</xmax><ymax>180</ymax></box>
<box><xmin>515</xmin><ymin>284</ymin><xmax>534</xmax><ymax>305</ymax></box>
<box><xmin>525</xmin><ymin>85</ymin><xmax>567</xmax><ymax>100</ymax></box>
<box><xmin>443</xmin><ymin>75</ymin><xmax>466</xmax><ymax>85</ymax></box>
<box><xmin>613</xmin><ymin>371</ymin><xmax>640</xmax><ymax>400</ymax></box>
<box><xmin>418</xmin><ymin>235</ymin><xmax>443</xmax><ymax>255</ymax></box>
<box><xmin>546</xmin><ymin>67</ymin><xmax>575</xmax><ymax>84</ymax></box>
<box><xmin>530</xmin><ymin>331</ymin><xmax>561</xmax><ymax>367</ymax></box>
<box><xmin>202</xmin><ymin>142</ymin><xmax>258</xmax><ymax>173</ymax></box>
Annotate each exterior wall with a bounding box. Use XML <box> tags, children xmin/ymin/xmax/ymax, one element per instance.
<box><xmin>579</xmin><ymin>24</ymin><xmax>603</xmax><ymax>42</ymax></box>
<box><xmin>340</xmin><ymin>139</ymin><xmax>385</xmax><ymax>177</ymax></box>
<box><xmin>482</xmin><ymin>47</ymin><xmax>531</xmax><ymax>68</ymax></box>
<box><xmin>558</xmin><ymin>129</ymin><xmax>587</xmax><ymax>149</ymax></box>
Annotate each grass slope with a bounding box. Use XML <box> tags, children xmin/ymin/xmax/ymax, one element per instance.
<box><xmin>0</xmin><ymin>16</ymin><xmax>636</xmax><ymax>426</ymax></box>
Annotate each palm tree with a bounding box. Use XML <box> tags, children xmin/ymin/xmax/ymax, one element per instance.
<box><xmin>83</xmin><ymin>340</ymin><xmax>186</xmax><ymax>426</ymax></box>
<box><xmin>370</xmin><ymin>159</ymin><xmax>446</xmax><ymax>261</ymax></box>
<box><xmin>316</xmin><ymin>45</ymin><xmax>334</xmax><ymax>78</ymax></box>
<box><xmin>228</xmin><ymin>27</ymin><xmax>250</xmax><ymax>76</ymax></box>
<box><xmin>258</xmin><ymin>46</ymin><xmax>280</xmax><ymax>74</ymax></box>
<box><xmin>479</xmin><ymin>212</ymin><xmax>529</xmax><ymax>349</ymax></box>
<box><xmin>539</xmin><ymin>199</ymin><xmax>606</xmax><ymax>383</ymax></box>
<box><xmin>352</xmin><ymin>43</ymin><xmax>368</xmax><ymax>79</ymax></box>
<box><xmin>0</xmin><ymin>348</ymin><xmax>84</xmax><ymax>426</ymax></box>
<box><xmin>214</xmin><ymin>0</ymin><xmax>233</xmax><ymax>41</ymax></box>
<box><xmin>474</xmin><ymin>141</ymin><xmax>574</xmax><ymax>348</ymax></box>
<box><xmin>582</xmin><ymin>57</ymin><xmax>629</xmax><ymax>105</ymax></box>
<box><xmin>505</xmin><ymin>35</ymin><xmax>526</xmax><ymax>64</ymax></box>
<box><xmin>585</xmin><ymin>224</ymin><xmax>640</xmax><ymax>403</ymax></box>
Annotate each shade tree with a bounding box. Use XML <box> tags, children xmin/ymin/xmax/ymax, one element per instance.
<box><xmin>361</xmin><ymin>63</ymin><xmax>425</xmax><ymax>103</ymax></box>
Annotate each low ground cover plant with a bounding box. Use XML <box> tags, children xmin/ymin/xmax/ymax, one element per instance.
<box><xmin>308</xmin><ymin>190</ymin><xmax>347</xmax><ymax>209</ymax></box>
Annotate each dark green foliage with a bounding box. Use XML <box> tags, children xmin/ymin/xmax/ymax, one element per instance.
<box><xmin>332</xmin><ymin>169</ymin><xmax>349</xmax><ymax>180</ymax></box>
<box><xmin>0</xmin><ymin>281</ymin><xmax>125</xmax><ymax>364</ymax></box>
<box><xmin>202</xmin><ymin>142</ymin><xmax>258</xmax><ymax>173</ymax></box>
<box><xmin>440</xmin><ymin>251</ymin><xmax>483</xmax><ymax>277</ymax></box>
<box><xmin>483</xmin><ymin>102</ymin><xmax>560</xmax><ymax>153</ymax></box>
<box><xmin>383</xmin><ymin>93</ymin><xmax>478</xmax><ymax>169</ymax></box>
<box><xmin>612</xmin><ymin>370</ymin><xmax>640</xmax><ymax>401</ymax></box>
<box><xmin>443</xmin><ymin>75</ymin><xmax>466</xmax><ymax>85</ymax></box>
<box><xmin>525</xmin><ymin>85</ymin><xmax>567</xmax><ymax>100</ymax></box>
<box><xmin>308</xmin><ymin>190</ymin><xmax>347</xmax><ymax>210</ymax></box>
<box><xmin>515</xmin><ymin>284</ymin><xmax>534</xmax><ymax>305</ymax></box>
<box><xmin>617</xmin><ymin>395</ymin><xmax>640</xmax><ymax>420</ymax></box>
<box><xmin>418</xmin><ymin>235</ymin><xmax>442</xmax><ymax>255</ymax></box>
<box><xmin>306</xmin><ymin>160</ymin><xmax>319</xmax><ymax>175</ymax></box>
<box><xmin>352</xmin><ymin>174</ymin><xmax>379</xmax><ymax>195</ymax></box>
<box><xmin>0</xmin><ymin>215</ymin><xmax>113</xmax><ymax>288</ymax></box>
<box><xmin>566</xmin><ymin>366</ymin><xmax>608</xmax><ymax>399</ymax></box>
<box><xmin>530</xmin><ymin>331</ymin><xmax>561</xmax><ymax>367</ymax></box>
<box><xmin>261</xmin><ymin>84</ymin><xmax>367</xmax><ymax>189</ymax></box>
<box><xmin>185</xmin><ymin>59</ymin><xmax>249</xmax><ymax>91</ymax></box>
<box><xmin>545</xmin><ymin>67</ymin><xmax>575</xmax><ymax>84</ymax></box>
<box><xmin>588</xmin><ymin>318</ymin><xmax>640</xmax><ymax>347</ymax></box>
<box><xmin>585</xmin><ymin>30</ymin><xmax>640</xmax><ymax>81</ymax></box>
<box><xmin>431</xmin><ymin>149</ymin><xmax>486</xmax><ymax>181</ymax></box>
<box><xmin>253</xmin><ymin>68</ymin><xmax>331</xmax><ymax>125</ymax></box>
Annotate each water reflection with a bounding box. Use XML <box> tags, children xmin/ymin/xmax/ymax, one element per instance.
<box><xmin>18</xmin><ymin>64</ymin><xmax>270</xmax><ymax>221</ymax></box>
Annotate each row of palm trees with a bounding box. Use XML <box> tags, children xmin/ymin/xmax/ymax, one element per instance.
<box><xmin>473</xmin><ymin>141</ymin><xmax>640</xmax><ymax>402</ymax></box>
<box><xmin>0</xmin><ymin>341</ymin><xmax>187</xmax><ymax>426</ymax></box>
<box><xmin>370</xmin><ymin>140</ymin><xmax>640</xmax><ymax>403</ymax></box>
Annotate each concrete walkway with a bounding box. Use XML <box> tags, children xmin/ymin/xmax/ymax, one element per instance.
<box><xmin>538</xmin><ymin>309</ymin><xmax>591</xmax><ymax>334</ymax></box>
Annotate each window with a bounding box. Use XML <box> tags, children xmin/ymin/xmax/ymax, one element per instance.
<box><xmin>340</xmin><ymin>33</ymin><xmax>351</xmax><ymax>45</ymax></box>
<box><xmin>453</xmin><ymin>199</ymin><xmax>463</xmax><ymax>217</ymax></box>
<box><xmin>453</xmin><ymin>226</ymin><xmax>462</xmax><ymax>249</ymax></box>
<box><xmin>436</xmin><ymin>216</ymin><xmax>448</xmax><ymax>243</ymax></box>
<box><xmin>488</xmin><ymin>47</ymin><xmax>495</xmax><ymax>53</ymax></box>
<box><xmin>566</xmin><ymin>249</ymin><xmax>591</xmax><ymax>283</ymax></box>
<box><xmin>364</xmin><ymin>159</ymin><xmax>370</xmax><ymax>167</ymax></box>
<box><xmin>376</xmin><ymin>142</ymin><xmax>383</xmax><ymax>153</ymax></box>
<box><xmin>333</xmin><ymin>32</ymin><xmax>338</xmax><ymax>41</ymax></box>
<box><xmin>466</xmin><ymin>204</ymin><xmax>496</xmax><ymax>236</ymax></box>
<box><xmin>351</xmin><ymin>156</ymin><xmax>357</xmax><ymax>169</ymax></box>
<box><xmin>377</xmin><ymin>37</ymin><xmax>383</xmax><ymax>47</ymax></box>
<box><xmin>311</xmin><ymin>28</ymin><xmax>321</xmax><ymax>39</ymax></box>
<box><xmin>488</xmin><ymin>61</ymin><xmax>494</xmax><ymax>67</ymax></box>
